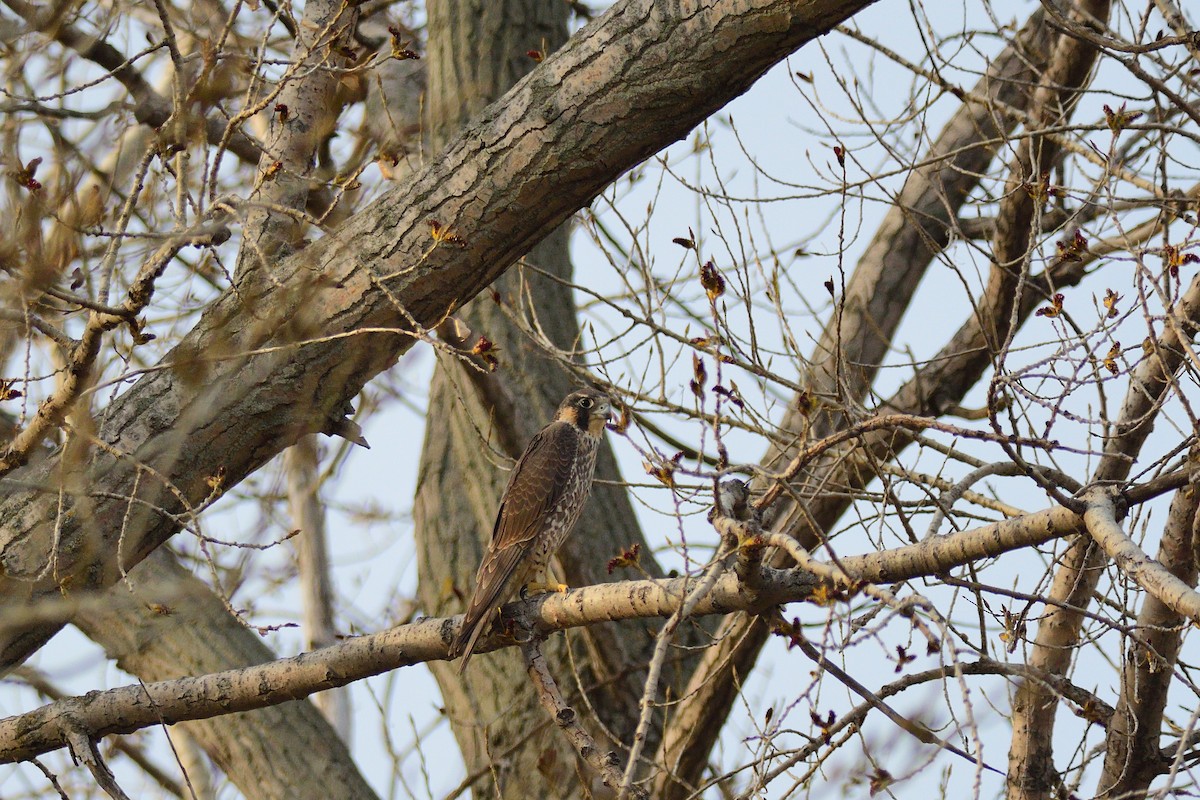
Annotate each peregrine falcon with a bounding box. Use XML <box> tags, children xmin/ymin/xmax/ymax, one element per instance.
<box><xmin>451</xmin><ymin>388</ymin><xmax>613</xmax><ymax>672</ymax></box>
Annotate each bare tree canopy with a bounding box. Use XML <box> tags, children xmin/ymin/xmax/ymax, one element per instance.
<box><xmin>1</xmin><ymin>0</ymin><xmax>1199</xmax><ymax>798</ymax></box>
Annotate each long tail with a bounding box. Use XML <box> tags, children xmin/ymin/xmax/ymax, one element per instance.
<box><xmin>451</xmin><ymin>604</ymin><xmax>492</xmax><ymax>674</ymax></box>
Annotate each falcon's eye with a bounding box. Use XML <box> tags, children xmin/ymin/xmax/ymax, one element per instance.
<box><xmin>578</xmin><ymin>397</ymin><xmax>594</xmax><ymax>409</ymax></box>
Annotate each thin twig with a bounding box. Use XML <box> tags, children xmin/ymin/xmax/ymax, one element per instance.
<box><xmin>617</xmin><ymin>542</ymin><xmax>732</xmax><ymax>799</ymax></box>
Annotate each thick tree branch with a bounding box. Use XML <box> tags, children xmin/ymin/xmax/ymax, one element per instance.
<box><xmin>1082</xmin><ymin>489</ymin><xmax>1200</xmax><ymax>623</ymax></box>
<box><xmin>0</xmin><ymin>498</ymin><xmax>1095</xmax><ymax>764</ymax></box>
<box><xmin>234</xmin><ymin>0</ymin><xmax>358</xmax><ymax>282</ymax></box>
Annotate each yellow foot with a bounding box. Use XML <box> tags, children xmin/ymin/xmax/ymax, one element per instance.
<box><xmin>519</xmin><ymin>580</ymin><xmax>569</xmax><ymax>599</ymax></box>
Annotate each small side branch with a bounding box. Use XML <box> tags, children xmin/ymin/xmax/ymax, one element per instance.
<box><xmin>521</xmin><ymin>638</ymin><xmax>646</xmax><ymax>799</ymax></box>
<box><xmin>65</xmin><ymin>726</ymin><xmax>133</xmax><ymax>800</ymax></box>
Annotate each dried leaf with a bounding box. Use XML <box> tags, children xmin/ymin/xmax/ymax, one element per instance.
<box><xmin>1103</xmin><ymin>102</ymin><xmax>1143</xmax><ymax>133</ymax></box>
<box><xmin>690</xmin><ymin>353</ymin><xmax>707</xmax><ymax>398</ymax></box>
<box><xmin>699</xmin><ymin>260</ymin><xmax>725</xmax><ymax>301</ymax></box>
<box><xmin>428</xmin><ymin>219</ymin><xmax>467</xmax><ymax>248</ymax></box>
<box><xmin>1036</xmin><ymin>293</ymin><xmax>1065</xmax><ymax>318</ymax></box>
<box><xmin>1102</xmin><ymin>288</ymin><xmax>1120</xmax><ymax>318</ymax></box>
<box><xmin>610</xmin><ymin>403</ymin><xmax>632</xmax><ymax>434</ymax></box>
<box><xmin>1102</xmin><ymin>341</ymin><xmax>1120</xmax><ymax>375</ymax></box>
<box><xmin>869</xmin><ymin>769</ymin><xmax>893</xmax><ymax>796</ymax></box>
<box><xmin>470</xmin><ymin>335</ymin><xmax>499</xmax><ymax>370</ymax></box>
<box><xmin>205</xmin><ymin>465</ymin><xmax>227</xmax><ymax>494</ymax></box>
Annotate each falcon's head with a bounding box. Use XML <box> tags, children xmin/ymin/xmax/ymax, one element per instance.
<box><xmin>557</xmin><ymin>389</ymin><xmax>612</xmax><ymax>437</ymax></box>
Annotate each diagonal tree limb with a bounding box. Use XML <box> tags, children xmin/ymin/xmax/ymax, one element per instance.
<box><xmin>1098</xmin><ymin>459</ymin><xmax>1200</xmax><ymax>796</ymax></box>
<box><xmin>521</xmin><ymin>638</ymin><xmax>648</xmax><ymax>800</ymax></box>
<box><xmin>654</xmin><ymin>9</ymin><xmax>1063</xmax><ymax>790</ymax></box>
<box><xmin>1081</xmin><ymin>489</ymin><xmax>1200</xmax><ymax>628</ymax></box>
<box><xmin>0</xmin><ymin>0</ymin><xmax>884</xmax><ymax>673</ymax></box>
<box><xmin>1009</xmin><ymin>263</ymin><xmax>1200</xmax><ymax>799</ymax></box>
<box><xmin>232</xmin><ymin>0</ymin><xmax>359</xmax><ymax>283</ymax></box>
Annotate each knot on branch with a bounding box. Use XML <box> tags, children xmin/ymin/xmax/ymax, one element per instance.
<box><xmin>1079</xmin><ymin>484</ymin><xmax>1128</xmax><ymax>521</ymax></box>
<box><xmin>321</xmin><ymin>400</ymin><xmax>370</xmax><ymax>448</ymax></box>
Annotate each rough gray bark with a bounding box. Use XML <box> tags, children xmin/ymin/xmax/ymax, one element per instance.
<box><xmin>0</xmin><ymin>0</ymin><xmax>882</xmax><ymax>675</ymax></box>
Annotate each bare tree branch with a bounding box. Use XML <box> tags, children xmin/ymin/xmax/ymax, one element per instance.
<box><xmin>1</xmin><ymin>496</ymin><xmax>1110</xmax><ymax>764</ymax></box>
<box><xmin>1099</xmin><ymin>459</ymin><xmax>1200</xmax><ymax>795</ymax></box>
<box><xmin>521</xmin><ymin>638</ymin><xmax>647</xmax><ymax>799</ymax></box>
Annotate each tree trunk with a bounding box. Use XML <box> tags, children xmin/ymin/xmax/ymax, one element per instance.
<box><xmin>413</xmin><ymin>1</ymin><xmax>671</xmax><ymax>795</ymax></box>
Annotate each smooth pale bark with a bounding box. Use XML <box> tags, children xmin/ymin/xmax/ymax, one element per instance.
<box><xmin>5</xmin><ymin>496</ymin><xmax>1099</xmax><ymax>764</ymax></box>
<box><xmin>1098</xmin><ymin>475</ymin><xmax>1199</xmax><ymax>796</ymax></box>
<box><xmin>0</xmin><ymin>0</ymin><xmax>881</xmax><ymax>674</ymax></box>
